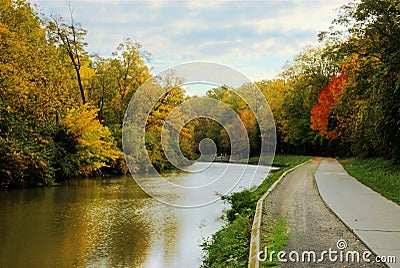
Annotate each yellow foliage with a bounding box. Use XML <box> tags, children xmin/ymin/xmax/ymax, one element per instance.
<box><xmin>62</xmin><ymin>103</ymin><xmax>123</xmax><ymax>175</ymax></box>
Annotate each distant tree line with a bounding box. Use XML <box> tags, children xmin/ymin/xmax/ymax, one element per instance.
<box><xmin>203</xmin><ymin>0</ymin><xmax>400</xmax><ymax>161</ymax></box>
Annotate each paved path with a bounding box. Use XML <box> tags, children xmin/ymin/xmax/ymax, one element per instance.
<box><xmin>264</xmin><ymin>160</ymin><xmax>384</xmax><ymax>267</ymax></box>
<box><xmin>315</xmin><ymin>159</ymin><xmax>400</xmax><ymax>268</ymax></box>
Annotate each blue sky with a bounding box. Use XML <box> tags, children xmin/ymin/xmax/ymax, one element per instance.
<box><xmin>30</xmin><ymin>0</ymin><xmax>350</xmax><ymax>82</ymax></box>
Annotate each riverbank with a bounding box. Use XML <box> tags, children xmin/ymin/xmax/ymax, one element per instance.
<box><xmin>340</xmin><ymin>158</ymin><xmax>400</xmax><ymax>204</ymax></box>
<box><xmin>201</xmin><ymin>155</ymin><xmax>311</xmax><ymax>267</ymax></box>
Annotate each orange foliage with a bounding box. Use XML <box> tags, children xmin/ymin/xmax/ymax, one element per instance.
<box><xmin>310</xmin><ymin>68</ymin><xmax>347</xmax><ymax>139</ymax></box>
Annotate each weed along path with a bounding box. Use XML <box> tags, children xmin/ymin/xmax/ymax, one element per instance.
<box><xmin>261</xmin><ymin>159</ymin><xmax>386</xmax><ymax>267</ymax></box>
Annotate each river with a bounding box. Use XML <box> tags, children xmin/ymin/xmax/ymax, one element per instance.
<box><xmin>0</xmin><ymin>162</ymin><xmax>273</xmax><ymax>267</ymax></box>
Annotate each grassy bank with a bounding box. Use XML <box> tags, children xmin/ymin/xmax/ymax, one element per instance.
<box><xmin>201</xmin><ymin>155</ymin><xmax>311</xmax><ymax>268</ymax></box>
<box><xmin>340</xmin><ymin>158</ymin><xmax>400</xmax><ymax>204</ymax></box>
<box><xmin>260</xmin><ymin>217</ymin><xmax>289</xmax><ymax>267</ymax></box>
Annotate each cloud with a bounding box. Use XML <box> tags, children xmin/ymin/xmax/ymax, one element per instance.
<box><xmin>29</xmin><ymin>0</ymin><xmax>349</xmax><ymax>80</ymax></box>
<box><xmin>248</xmin><ymin>1</ymin><xmax>348</xmax><ymax>34</ymax></box>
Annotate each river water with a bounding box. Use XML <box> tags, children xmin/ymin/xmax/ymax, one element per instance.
<box><xmin>0</xmin><ymin>162</ymin><xmax>273</xmax><ymax>267</ymax></box>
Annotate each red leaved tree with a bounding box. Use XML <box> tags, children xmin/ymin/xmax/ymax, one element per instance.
<box><xmin>310</xmin><ymin>68</ymin><xmax>347</xmax><ymax>139</ymax></box>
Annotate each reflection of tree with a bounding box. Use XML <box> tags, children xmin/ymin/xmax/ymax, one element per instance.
<box><xmin>52</xmin><ymin>178</ymin><xmax>155</xmax><ymax>267</ymax></box>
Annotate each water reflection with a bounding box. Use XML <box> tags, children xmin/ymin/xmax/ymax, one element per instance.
<box><xmin>0</xmin><ymin>163</ymin><xmax>272</xmax><ymax>267</ymax></box>
<box><xmin>0</xmin><ymin>177</ymin><xmax>154</xmax><ymax>267</ymax></box>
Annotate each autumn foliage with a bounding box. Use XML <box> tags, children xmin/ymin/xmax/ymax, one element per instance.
<box><xmin>60</xmin><ymin>104</ymin><xmax>124</xmax><ymax>176</ymax></box>
<box><xmin>310</xmin><ymin>68</ymin><xmax>347</xmax><ymax>139</ymax></box>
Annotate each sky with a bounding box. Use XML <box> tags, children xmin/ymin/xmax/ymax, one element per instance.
<box><xmin>29</xmin><ymin>0</ymin><xmax>350</xmax><ymax>83</ymax></box>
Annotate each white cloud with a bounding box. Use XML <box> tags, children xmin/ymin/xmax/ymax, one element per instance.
<box><xmin>29</xmin><ymin>0</ymin><xmax>349</xmax><ymax>80</ymax></box>
<box><xmin>248</xmin><ymin>1</ymin><xmax>349</xmax><ymax>34</ymax></box>
<box><xmin>185</xmin><ymin>0</ymin><xmax>224</xmax><ymax>9</ymax></box>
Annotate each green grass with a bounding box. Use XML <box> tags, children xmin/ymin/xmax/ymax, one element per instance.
<box><xmin>260</xmin><ymin>218</ymin><xmax>289</xmax><ymax>267</ymax></box>
<box><xmin>201</xmin><ymin>216</ymin><xmax>252</xmax><ymax>268</ymax></box>
<box><xmin>201</xmin><ymin>155</ymin><xmax>311</xmax><ymax>268</ymax></box>
<box><xmin>340</xmin><ymin>157</ymin><xmax>400</xmax><ymax>204</ymax></box>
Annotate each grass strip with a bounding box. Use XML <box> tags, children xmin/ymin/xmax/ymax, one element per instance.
<box><xmin>340</xmin><ymin>157</ymin><xmax>400</xmax><ymax>204</ymax></box>
<box><xmin>260</xmin><ymin>217</ymin><xmax>289</xmax><ymax>267</ymax></box>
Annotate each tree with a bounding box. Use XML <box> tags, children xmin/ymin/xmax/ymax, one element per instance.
<box><xmin>0</xmin><ymin>0</ymin><xmax>75</xmax><ymax>122</ymax></box>
<box><xmin>88</xmin><ymin>55</ymin><xmax>115</xmax><ymax>124</ymax></box>
<box><xmin>145</xmin><ymin>80</ymin><xmax>194</xmax><ymax>172</ymax></box>
<box><xmin>47</xmin><ymin>5</ymin><xmax>88</xmax><ymax>104</ymax></box>
<box><xmin>0</xmin><ymin>0</ymin><xmax>69</xmax><ymax>187</ymax></box>
<box><xmin>320</xmin><ymin>0</ymin><xmax>400</xmax><ymax>159</ymax></box>
<box><xmin>310</xmin><ymin>68</ymin><xmax>347</xmax><ymax>139</ymax></box>
<box><xmin>276</xmin><ymin>46</ymin><xmax>339</xmax><ymax>154</ymax></box>
<box><xmin>257</xmin><ymin>79</ymin><xmax>292</xmax><ymax>153</ymax></box>
<box><xmin>110</xmin><ymin>39</ymin><xmax>151</xmax><ymax>123</ymax></box>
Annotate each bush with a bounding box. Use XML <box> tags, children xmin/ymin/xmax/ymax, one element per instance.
<box><xmin>0</xmin><ymin>104</ymin><xmax>54</xmax><ymax>188</ymax></box>
<box><xmin>201</xmin><ymin>216</ymin><xmax>252</xmax><ymax>268</ymax></box>
<box><xmin>0</xmin><ymin>136</ymin><xmax>54</xmax><ymax>188</ymax></box>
